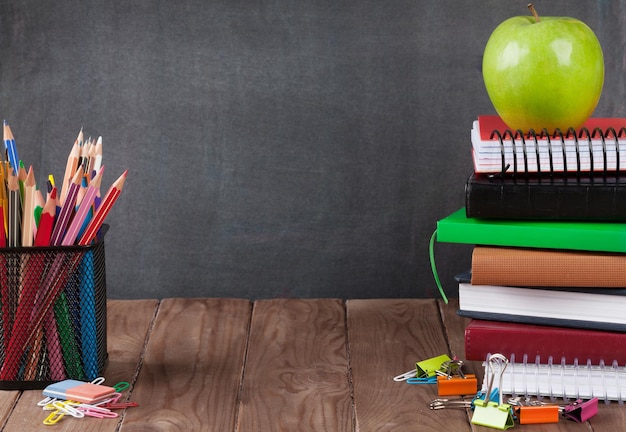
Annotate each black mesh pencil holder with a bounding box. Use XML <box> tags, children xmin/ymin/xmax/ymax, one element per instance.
<box><xmin>0</xmin><ymin>228</ymin><xmax>108</xmax><ymax>390</ymax></box>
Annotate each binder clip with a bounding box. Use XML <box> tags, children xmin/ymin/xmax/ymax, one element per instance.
<box><xmin>471</xmin><ymin>353</ymin><xmax>514</xmax><ymax>430</ymax></box>
<box><xmin>415</xmin><ymin>354</ymin><xmax>452</xmax><ymax>378</ymax></box>
<box><xmin>436</xmin><ymin>359</ymin><xmax>478</xmax><ymax>397</ymax></box>
<box><xmin>562</xmin><ymin>398</ymin><xmax>599</xmax><ymax>423</ymax></box>
<box><xmin>508</xmin><ymin>398</ymin><xmax>559</xmax><ymax>425</ymax></box>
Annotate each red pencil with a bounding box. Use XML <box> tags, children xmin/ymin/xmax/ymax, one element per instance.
<box><xmin>78</xmin><ymin>170</ymin><xmax>127</xmax><ymax>246</ymax></box>
<box><xmin>34</xmin><ymin>187</ymin><xmax>57</xmax><ymax>247</ymax></box>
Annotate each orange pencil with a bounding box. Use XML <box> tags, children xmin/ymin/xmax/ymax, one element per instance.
<box><xmin>78</xmin><ymin>170</ymin><xmax>127</xmax><ymax>246</ymax></box>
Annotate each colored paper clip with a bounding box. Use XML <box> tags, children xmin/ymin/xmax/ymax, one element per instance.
<box><xmin>562</xmin><ymin>398</ymin><xmax>599</xmax><ymax>423</ymax></box>
<box><xmin>436</xmin><ymin>359</ymin><xmax>477</xmax><ymax>396</ymax></box>
<box><xmin>43</xmin><ymin>410</ymin><xmax>65</xmax><ymax>426</ymax></box>
<box><xmin>471</xmin><ymin>353</ymin><xmax>514</xmax><ymax>430</ymax></box>
<box><xmin>77</xmin><ymin>404</ymin><xmax>119</xmax><ymax>419</ymax></box>
<box><xmin>101</xmin><ymin>401</ymin><xmax>139</xmax><ymax>409</ymax></box>
<box><xmin>113</xmin><ymin>381</ymin><xmax>130</xmax><ymax>392</ymax></box>
<box><xmin>508</xmin><ymin>398</ymin><xmax>559</xmax><ymax>425</ymax></box>
<box><xmin>416</xmin><ymin>354</ymin><xmax>452</xmax><ymax>378</ymax></box>
<box><xmin>406</xmin><ymin>376</ymin><xmax>438</xmax><ymax>385</ymax></box>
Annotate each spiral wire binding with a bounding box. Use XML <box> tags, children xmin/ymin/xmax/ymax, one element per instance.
<box><xmin>487</xmin><ymin>126</ymin><xmax>626</xmax><ymax>179</ymax></box>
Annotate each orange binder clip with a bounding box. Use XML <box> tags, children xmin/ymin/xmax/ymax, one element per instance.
<box><xmin>437</xmin><ymin>374</ymin><xmax>478</xmax><ymax>396</ymax></box>
<box><xmin>514</xmin><ymin>404</ymin><xmax>559</xmax><ymax>425</ymax></box>
<box><xmin>436</xmin><ymin>359</ymin><xmax>478</xmax><ymax>396</ymax></box>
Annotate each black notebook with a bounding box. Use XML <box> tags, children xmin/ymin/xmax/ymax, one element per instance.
<box><xmin>465</xmin><ymin>171</ymin><xmax>626</xmax><ymax>221</ymax></box>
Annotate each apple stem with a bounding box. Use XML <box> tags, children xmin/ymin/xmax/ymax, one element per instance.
<box><xmin>527</xmin><ymin>3</ymin><xmax>540</xmax><ymax>22</ymax></box>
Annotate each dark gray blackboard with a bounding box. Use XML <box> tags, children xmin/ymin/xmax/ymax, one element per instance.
<box><xmin>0</xmin><ymin>1</ymin><xmax>623</xmax><ymax>299</ymax></box>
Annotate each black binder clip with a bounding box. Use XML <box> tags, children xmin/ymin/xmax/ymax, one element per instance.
<box><xmin>562</xmin><ymin>398</ymin><xmax>599</xmax><ymax>423</ymax></box>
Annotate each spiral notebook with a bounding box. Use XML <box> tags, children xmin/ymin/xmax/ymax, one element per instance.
<box><xmin>471</xmin><ymin>115</ymin><xmax>626</xmax><ymax>175</ymax></box>
<box><xmin>480</xmin><ymin>354</ymin><xmax>626</xmax><ymax>402</ymax></box>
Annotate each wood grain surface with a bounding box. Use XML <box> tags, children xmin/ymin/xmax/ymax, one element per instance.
<box><xmin>237</xmin><ymin>299</ymin><xmax>351</xmax><ymax>432</ymax></box>
<box><xmin>0</xmin><ymin>298</ymin><xmax>622</xmax><ymax>431</ymax></box>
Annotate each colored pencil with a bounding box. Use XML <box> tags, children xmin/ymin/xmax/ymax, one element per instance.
<box><xmin>49</xmin><ymin>167</ymin><xmax>83</xmax><ymax>246</ymax></box>
<box><xmin>21</xmin><ymin>166</ymin><xmax>36</xmax><ymax>247</ymax></box>
<box><xmin>2</xmin><ymin>121</ymin><xmax>18</xmax><ymax>174</ymax></box>
<box><xmin>59</xmin><ymin>128</ymin><xmax>81</xmax><ymax>206</ymax></box>
<box><xmin>78</xmin><ymin>170</ymin><xmax>127</xmax><ymax>246</ymax></box>
<box><xmin>34</xmin><ymin>188</ymin><xmax>56</xmax><ymax>247</ymax></box>
<box><xmin>62</xmin><ymin>167</ymin><xmax>103</xmax><ymax>246</ymax></box>
<box><xmin>7</xmin><ymin>172</ymin><xmax>21</xmax><ymax>248</ymax></box>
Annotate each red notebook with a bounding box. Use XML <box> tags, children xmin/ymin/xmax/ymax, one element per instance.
<box><xmin>464</xmin><ymin>319</ymin><xmax>626</xmax><ymax>364</ymax></box>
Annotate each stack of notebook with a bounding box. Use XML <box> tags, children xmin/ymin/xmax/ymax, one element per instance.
<box><xmin>435</xmin><ymin>115</ymin><xmax>626</xmax><ymax>401</ymax></box>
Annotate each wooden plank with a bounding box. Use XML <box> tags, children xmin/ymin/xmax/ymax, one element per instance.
<box><xmin>121</xmin><ymin>298</ymin><xmax>251</xmax><ymax>431</ymax></box>
<box><xmin>347</xmin><ymin>299</ymin><xmax>471</xmax><ymax>432</ymax></box>
<box><xmin>1</xmin><ymin>299</ymin><xmax>158</xmax><ymax>431</ymax></box>
<box><xmin>237</xmin><ymin>299</ymin><xmax>351</xmax><ymax>432</ymax></box>
<box><xmin>0</xmin><ymin>390</ymin><xmax>19</xmax><ymax>430</ymax></box>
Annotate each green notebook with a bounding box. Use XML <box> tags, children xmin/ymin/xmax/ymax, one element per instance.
<box><xmin>436</xmin><ymin>208</ymin><xmax>626</xmax><ymax>253</ymax></box>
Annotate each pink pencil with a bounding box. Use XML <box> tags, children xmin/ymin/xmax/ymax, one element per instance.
<box><xmin>61</xmin><ymin>167</ymin><xmax>103</xmax><ymax>246</ymax></box>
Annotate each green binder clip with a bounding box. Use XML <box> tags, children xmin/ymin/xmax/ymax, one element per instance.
<box><xmin>471</xmin><ymin>353</ymin><xmax>514</xmax><ymax>430</ymax></box>
<box><xmin>416</xmin><ymin>354</ymin><xmax>452</xmax><ymax>378</ymax></box>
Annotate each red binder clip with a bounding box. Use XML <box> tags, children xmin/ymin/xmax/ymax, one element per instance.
<box><xmin>562</xmin><ymin>398</ymin><xmax>599</xmax><ymax>423</ymax></box>
<box><xmin>436</xmin><ymin>359</ymin><xmax>478</xmax><ymax>396</ymax></box>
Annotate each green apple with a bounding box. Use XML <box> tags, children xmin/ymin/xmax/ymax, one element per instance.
<box><xmin>482</xmin><ymin>4</ymin><xmax>604</xmax><ymax>132</ymax></box>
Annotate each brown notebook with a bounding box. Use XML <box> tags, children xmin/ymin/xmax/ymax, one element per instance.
<box><xmin>471</xmin><ymin>246</ymin><xmax>626</xmax><ymax>287</ymax></box>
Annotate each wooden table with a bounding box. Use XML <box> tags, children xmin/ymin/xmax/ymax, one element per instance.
<box><xmin>0</xmin><ymin>298</ymin><xmax>623</xmax><ymax>431</ymax></box>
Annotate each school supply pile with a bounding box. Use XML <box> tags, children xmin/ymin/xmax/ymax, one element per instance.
<box><xmin>0</xmin><ymin>121</ymin><xmax>127</xmax><ymax>388</ymax></box>
<box><xmin>432</xmin><ymin>115</ymin><xmax>626</xmax><ymax>403</ymax></box>
<box><xmin>394</xmin><ymin>353</ymin><xmax>600</xmax><ymax>428</ymax></box>
<box><xmin>39</xmin><ymin>377</ymin><xmax>138</xmax><ymax>425</ymax></box>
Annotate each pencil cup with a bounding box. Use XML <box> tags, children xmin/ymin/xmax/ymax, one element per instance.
<box><xmin>0</xmin><ymin>229</ymin><xmax>108</xmax><ymax>389</ymax></box>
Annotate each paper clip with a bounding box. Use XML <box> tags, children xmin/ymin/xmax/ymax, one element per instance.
<box><xmin>77</xmin><ymin>404</ymin><xmax>119</xmax><ymax>419</ymax></box>
<box><xmin>562</xmin><ymin>398</ymin><xmax>599</xmax><ymax>423</ymax></box>
<box><xmin>37</xmin><ymin>396</ymin><xmax>58</xmax><ymax>407</ymax></box>
<box><xmin>113</xmin><ymin>381</ymin><xmax>130</xmax><ymax>392</ymax></box>
<box><xmin>43</xmin><ymin>409</ymin><xmax>65</xmax><ymax>426</ymax></box>
<box><xmin>406</xmin><ymin>376</ymin><xmax>438</xmax><ymax>385</ymax></box>
<box><xmin>508</xmin><ymin>398</ymin><xmax>559</xmax><ymax>425</ymax></box>
<box><xmin>393</xmin><ymin>368</ymin><xmax>417</xmax><ymax>382</ymax></box>
<box><xmin>101</xmin><ymin>400</ymin><xmax>139</xmax><ymax>409</ymax></box>
<box><xmin>416</xmin><ymin>354</ymin><xmax>452</xmax><ymax>378</ymax></box>
<box><xmin>471</xmin><ymin>353</ymin><xmax>514</xmax><ymax>430</ymax></box>
<box><xmin>91</xmin><ymin>377</ymin><xmax>106</xmax><ymax>385</ymax></box>
<box><xmin>51</xmin><ymin>401</ymin><xmax>85</xmax><ymax>419</ymax></box>
<box><xmin>436</xmin><ymin>359</ymin><xmax>477</xmax><ymax>396</ymax></box>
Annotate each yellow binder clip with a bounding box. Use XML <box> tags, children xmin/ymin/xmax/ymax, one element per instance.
<box><xmin>415</xmin><ymin>354</ymin><xmax>452</xmax><ymax>378</ymax></box>
<box><xmin>436</xmin><ymin>359</ymin><xmax>478</xmax><ymax>397</ymax></box>
<box><xmin>471</xmin><ymin>353</ymin><xmax>514</xmax><ymax>430</ymax></box>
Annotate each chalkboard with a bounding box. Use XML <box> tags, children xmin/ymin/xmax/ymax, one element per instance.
<box><xmin>0</xmin><ymin>1</ymin><xmax>623</xmax><ymax>299</ymax></box>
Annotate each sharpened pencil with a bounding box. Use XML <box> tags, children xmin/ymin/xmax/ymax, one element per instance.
<box><xmin>79</xmin><ymin>170</ymin><xmax>127</xmax><ymax>246</ymax></box>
